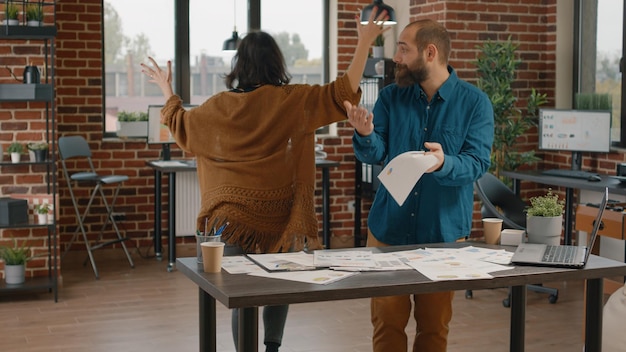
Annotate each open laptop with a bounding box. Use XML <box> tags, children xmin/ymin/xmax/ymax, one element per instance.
<box><xmin>510</xmin><ymin>187</ymin><xmax>608</xmax><ymax>268</ymax></box>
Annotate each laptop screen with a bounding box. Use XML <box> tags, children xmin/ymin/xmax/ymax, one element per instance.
<box><xmin>583</xmin><ymin>187</ymin><xmax>609</xmax><ymax>261</ymax></box>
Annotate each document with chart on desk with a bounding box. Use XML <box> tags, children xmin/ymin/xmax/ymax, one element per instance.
<box><xmin>377</xmin><ymin>151</ymin><xmax>438</xmax><ymax>206</ymax></box>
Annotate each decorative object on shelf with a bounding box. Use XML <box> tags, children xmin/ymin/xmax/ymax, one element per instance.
<box><xmin>116</xmin><ymin>110</ymin><xmax>149</xmax><ymax>138</ymax></box>
<box><xmin>0</xmin><ymin>238</ymin><xmax>33</xmax><ymax>284</ymax></box>
<box><xmin>474</xmin><ymin>37</ymin><xmax>548</xmax><ymax>183</ymax></box>
<box><xmin>525</xmin><ymin>188</ymin><xmax>565</xmax><ymax>245</ymax></box>
<box><xmin>374</xmin><ymin>60</ymin><xmax>385</xmax><ymax>75</ymax></box>
<box><xmin>23</xmin><ymin>65</ymin><xmax>40</xmax><ymax>84</ymax></box>
<box><xmin>27</xmin><ymin>142</ymin><xmax>48</xmax><ymax>162</ymax></box>
<box><xmin>372</xmin><ymin>34</ymin><xmax>384</xmax><ymax>58</ymax></box>
<box><xmin>34</xmin><ymin>202</ymin><xmax>52</xmax><ymax>225</ymax></box>
<box><xmin>25</xmin><ymin>2</ymin><xmax>44</xmax><ymax>27</ymax></box>
<box><xmin>7</xmin><ymin>142</ymin><xmax>23</xmax><ymax>163</ymax></box>
<box><xmin>4</xmin><ymin>2</ymin><xmax>19</xmax><ymax>26</ymax></box>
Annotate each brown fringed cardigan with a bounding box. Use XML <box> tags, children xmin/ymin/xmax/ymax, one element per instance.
<box><xmin>161</xmin><ymin>74</ymin><xmax>361</xmax><ymax>253</ymax></box>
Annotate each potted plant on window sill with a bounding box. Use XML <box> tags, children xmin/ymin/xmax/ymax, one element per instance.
<box><xmin>0</xmin><ymin>238</ymin><xmax>34</xmax><ymax>284</ymax></box>
<box><xmin>7</xmin><ymin>142</ymin><xmax>24</xmax><ymax>163</ymax></box>
<box><xmin>525</xmin><ymin>188</ymin><xmax>565</xmax><ymax>245</ymax></box>
<box><xmin>25</xmin><ymin>3</ymin><xmax>44</xmax><ymax>27</ymax></box>
<box><xmin>27</xmin><ymin>142</ymin><xmax>49</xmax><ymax>162</ymax></box>
<box><xmin>34</xmin><ymin>202</ymin><xmax>52</xmax><ymax>225</ymax></box>
<box><xmin>116</xmin><ymin>111</ymin><xmax>149</xmax><ymax>138</ymax></box>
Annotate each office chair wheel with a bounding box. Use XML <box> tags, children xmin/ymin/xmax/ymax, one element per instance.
<box><xmin>502</xmin><ymin>296</ymin><xmax>511</xmax><ymax>308</ymax></box>
<box><xmin>548</xmin><ymin>294</ymin><xmax>558</xmax><ymax>304</ymax></box>
<box><xmin>465</xmin><ymin>290</ymin><xmax>473</xmax><ymax>299</ymax></box>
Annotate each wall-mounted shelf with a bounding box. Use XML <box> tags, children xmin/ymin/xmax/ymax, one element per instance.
<box><xmin>0</xmin><ymin>84</ymin><xmax>54</xmax><ymax>101</ymax></box>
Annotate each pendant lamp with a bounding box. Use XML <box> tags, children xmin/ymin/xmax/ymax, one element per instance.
<box><xmin>223</xmin><ymin>1</ymin><xmax>242</xmax><ymax>52</ymax></box>
<box><xmin>360</xmin><ymin>0</ymin><xmax>397</xmax><ymax>25</ymax></box>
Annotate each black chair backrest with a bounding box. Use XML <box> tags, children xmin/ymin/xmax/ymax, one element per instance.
<box><xmin>474</xmin><ymin>173</ymin><xmax>527</xmax><ymax>230</ymax></box>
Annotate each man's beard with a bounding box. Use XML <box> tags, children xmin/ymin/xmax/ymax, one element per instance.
<box><xmin>395</xmin><ymin>58</ymin><xmax>428</xmax><ymax>87</ymax></box>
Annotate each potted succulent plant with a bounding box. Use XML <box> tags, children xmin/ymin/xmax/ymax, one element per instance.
<box><xmin>27</xmin><ymin>142</ymin><xmax>49</xmax><ymax>162</ymax></box>
<box><xmin>0</xmin><ymin>238</ymin><xmax>33</xmax><ymax>284</ymax></box>
<box><xmin>7</xmin><ymin>142</ymin><xmax>24</xmax><ymax>163</ymax></box>
<box><xmin>34</xmin><ymin>202</ymin><xmax>52</xmax><ymax>225</ymax></box>
<box><xmin>4</xmin><ymin>3</ymin><xmax>19</xmax><ymax>26</ymax></box>
<box><xmin>25</xmin><ymin>3</ymin><xmax>44</xmax><ymax>27</ymax></box>
<box><xmin>116</xmin><ymin>111</ymin><xmax>149</xmax><ymax>138</ymax></box>
<box><xmin>525</xmin><ymin>188</ymin><xmax>565</xmax><ymax>245</ymax></box>
<box><xmin>372</xmin><ymin>34</ymin><xmax>384</xmax><ymax>58</ymax></box>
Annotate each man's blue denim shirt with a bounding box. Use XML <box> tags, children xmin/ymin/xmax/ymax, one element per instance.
<box><xmin>353</xmin><ymin>67</ymin><xmax>494</xmax><ymax>245</ymax></box>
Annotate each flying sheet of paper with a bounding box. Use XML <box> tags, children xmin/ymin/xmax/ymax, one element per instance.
<box><xmin>377</xmin><ymin>151</ymin><xmax>438</xmax><ymax>206</ymax></box>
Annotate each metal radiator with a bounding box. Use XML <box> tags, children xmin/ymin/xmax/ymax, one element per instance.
<box><xmin>175</xmin><ymin>172</ymin><xmax>201</xmax><ymax>237</ymax></box>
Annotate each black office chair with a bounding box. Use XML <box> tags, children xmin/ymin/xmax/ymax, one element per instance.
<box><xmin>469</xmin><ymin>172</ymin><xmax>558</xmax><ymax>307</ymax></box>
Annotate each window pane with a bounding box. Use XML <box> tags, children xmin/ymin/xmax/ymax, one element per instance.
<box><xmin>189</xmin><ymin>0</ymin><xmax>247</xmax><ymax>104</ymax></box>
<box><xmin>596</xmin><ymin>0</ymin><xmax>622</xmax><ymax>142</ymax></box>
<box><xmin>103</xmin><ymin>0</ymin><xmax>174</xmax><ymax>136</ymax></box>
<box><xmin>262</xmin><ymin>0</ymin><xmax>324</xmax><ymax>85</ymax></box>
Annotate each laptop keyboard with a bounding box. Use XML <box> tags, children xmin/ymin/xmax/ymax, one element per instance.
<box><xmin>542</xmin><ymin>245</ymin><xmax>576</xmax><ymax>263</ymax></box>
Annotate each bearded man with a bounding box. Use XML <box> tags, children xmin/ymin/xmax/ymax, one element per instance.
<box><xmin>344</xmin><ymin>19</ymin><xmax>495</xmax><ymax>352</ymax></box>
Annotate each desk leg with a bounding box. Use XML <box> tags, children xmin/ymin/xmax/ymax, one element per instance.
<box><xmin>509</xmin><ymin>285</ymin><xmax>526</xmax><ymax>352</ymax></box>
<box><xmin>322</xmin><ymin>167</ymin><xmax>331</xmax><ymax>249</ymax></box>
<box><xmin>168</xmin><ymin>173</ymin><xmax>177</xmax><ymax>272</ymax></box>
<box><xmin>154</xmin><ymin>170</ymin><xmax>162</xmax><ymax>260</ymax></box>
<box><xmin>585</xmin><ymin>278</ymin><xmax>603</xmax><ymax>352</ymax></box>
<box><xmin>238</xmin><ymin>307</ymin><xmax>258</xmax><ymax>352</ymax></box>
<box><xmin>564</xmin><ymin>188</ymin><xmax>574</xmax><ymax>245</ymax></box>
<box><xmin>199</xmin><ymin>288</ymin><xmax>216</xmax><ymax>352</ymax></box>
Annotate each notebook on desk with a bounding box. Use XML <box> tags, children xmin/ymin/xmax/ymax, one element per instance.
<box><xmin>510</xmin><ymin>187</ymin><xmax>608</xmax><ymax>269</ymax></box>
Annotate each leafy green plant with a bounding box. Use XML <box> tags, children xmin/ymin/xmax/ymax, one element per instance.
<box><xmin>0</xmin><ymin>238</ymin><xmax>33</xmax><ymax>265</ymax></box>
<box><xmin>26</xmin><ymin>4</ymin><xmax>43</xmax><ymax>22</ymax></box>
<box><xmin>5</xmin><ymin>3</ymin><xmax>19</xmax><ymax>20</ymax></box>
<box><xmin>7</xmin><ymin>142</ymin><xmax>24</xmax><ymax>154</ymax></box>
<box><xmin>525</xmin><ymin>189</ymin><xmax>565</xmax><ymax>217</ymax></box>
<box><xmin>474</xmin><ymin>37</ymin><xmax>548</xmax><ymax>181</ymax></box>
<box><xmin>34</xmin><ymin>202</ymin><xmax>52</xmax><ymax>215</ymax></box>
<box><xmin>117</xmin><ymin>111</ymin><xmax>148</xmax><ymax>122</ymax></box>
<box><xmin>27</xmin><ymin>142</ymin><xmax>48</xmax><ymax>151</ymax></box>
<box><xmin>374</xmin><ymin>34</ymin><xmax>384</xmax><ymax>47</ymax></box>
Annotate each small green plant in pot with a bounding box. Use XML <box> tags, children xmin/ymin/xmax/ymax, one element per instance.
<box><xmin>27</xmin><ymin>142</ymin><xmax>49</xmax><ymax>162</ymax></box>
<box><xmin>0</xmin><ymin>238</ymin><xmax>33</xmax><ymax>284</ymax></box>
<box><xmin>34</xmin><ymin>202</ymin><xmax>52</xmax><ymax>224</ymax></box>
<box><xmin>117</xmin><ymin>111</ymin><xmax>149</xmax><ymax>138</ymax></box>
<box><xmin>25</xmin><ymin>3</ymin><xmax>44</xmax><ymax>26</ymax></box>
<box><xmin>7</xmin><ymin>142</ymin><xmax>24</xmax><ymax>163</ymax></box>
<box><xmin>525</xmin><ymin>189</ymin><xmax>565</xmax><ymax>245</ymax></box>
<box><xmin>5</xmin><ymin>3</ymin><xmax>19</xmax><ymax>24</ymax></box>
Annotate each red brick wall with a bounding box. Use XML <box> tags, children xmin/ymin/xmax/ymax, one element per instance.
<box><xmin>5</xmin><ymin>0</ymin><xmax>626</xmax><ymax>280</ymax></box>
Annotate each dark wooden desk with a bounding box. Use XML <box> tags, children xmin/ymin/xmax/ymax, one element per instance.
<box><xmin>176</xmin><ymin>242</ymin><xmax>626</xmax><ymax>352</ymax></box>
<box><xmin>147</xmin><ymin>159</ymin><xmax>340</xmax><ymax>271</ymax></box>
<box><xmin>502</xmin><ymin>171</ymin><xmax>626</xmax><ymax>245</ymax></box>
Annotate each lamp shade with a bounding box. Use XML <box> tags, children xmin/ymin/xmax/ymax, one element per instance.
<box><xmin>222</xmin><ymin>30</ymin><xmax>241</xmax><ymax>52</ymax></box>
<box><xmin>360</xmin><ymin>0</ymin><xmax>397</xmax><ymax>25</ymax></box>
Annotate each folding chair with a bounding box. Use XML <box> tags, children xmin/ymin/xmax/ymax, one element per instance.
<box><xmin>58</xmin><ymin>136</ymin><xmax>134</xmax><ymax>279</ymax></box>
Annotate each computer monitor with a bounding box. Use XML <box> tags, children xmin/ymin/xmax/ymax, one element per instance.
<box><xmin>147</xmin><ymin>104</ymin><xmax>197</xmax><ymax>160</ymax></box>
<box><xmin>538</xmin><ymin>108</ymin><xmax>611</xmax><ymax>169</ymax></box>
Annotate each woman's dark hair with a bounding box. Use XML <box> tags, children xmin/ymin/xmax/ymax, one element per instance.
<box><xmin>224</xmin><ymin>31</ymin><xmax>291</xmax><ymax>90</ymax></box>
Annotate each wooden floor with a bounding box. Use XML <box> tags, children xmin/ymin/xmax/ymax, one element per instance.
<box><xmin>0</xmin><ymin>245</ymin><xmax>595</xmax><ymax>352</ymax></box>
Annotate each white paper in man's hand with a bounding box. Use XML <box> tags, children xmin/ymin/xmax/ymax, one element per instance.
<box><xmin>377</xmin><ymin>151</ymin><xmax>438</xmax><ymax>206</ymax></box>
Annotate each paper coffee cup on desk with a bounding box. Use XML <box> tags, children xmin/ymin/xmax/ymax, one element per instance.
<box><xmin>482</xmin><ymin>218</ymin><xmax>503</xmax><ymax>244</ymax></box>
<box><xmin>196</xmin><ymin>233</ymin><xmax>221</xmax><ymax>264</ymax></box>
<box><xmin>200</xmin><ymin>242</ymin><xmax>225</xmax><ymax>273</ymax></box>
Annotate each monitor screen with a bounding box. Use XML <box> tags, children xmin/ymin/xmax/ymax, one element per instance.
<box><xmin>146</xmin><ymin>104</ymin><xmax>196</xmax><ymax>144</ymax></box>
<box><xmin>538</xmin><ymin>109</ymin><xmax>611</xmax><ymax>153</ymax></box>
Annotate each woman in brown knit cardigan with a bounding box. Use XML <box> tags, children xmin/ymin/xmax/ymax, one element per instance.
<box><xmin>141</xmin><ymin>7</ymin><xmax>389</xmax><ymax>352</ymax></box>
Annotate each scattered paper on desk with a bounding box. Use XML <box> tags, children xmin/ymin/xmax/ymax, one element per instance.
<box><xmin>247</xmin><ymin>252</ymin><xmax>316</xmax><ymax>271</ymax></box>
<box><xmin>377</xmin><ymin>151</ymin><xmax>438</xmax><ymax>206</ymax></box>
<box><xmin>248</xmin><ymin>269</ymin><xmax>357</xmax><ymax>284</ymax></box>
<box><xmin>313</xmin><ymin>250</ymin><xmax>378</xmax><ymax>268</ymax></box>
<box><xmin>221</xmin><ymin>256</ymin><xmax>266</xmax><ymax>274</ymax></box>
<box><xmin>407</xmin><ymin>259</ymin><xmax>494</xmax><ymax>281</ymax></box>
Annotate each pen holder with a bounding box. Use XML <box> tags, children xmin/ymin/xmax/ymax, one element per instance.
<box><xmin>196</xmin><ymin>232</ymin><xmax>221</xmax><ymax>263</ymax></box>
